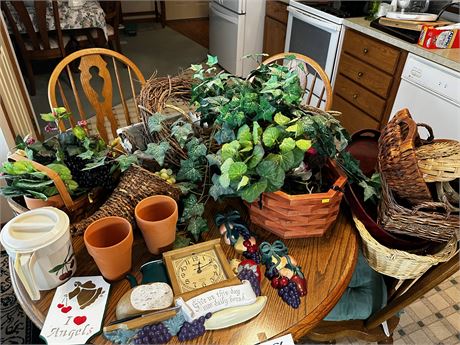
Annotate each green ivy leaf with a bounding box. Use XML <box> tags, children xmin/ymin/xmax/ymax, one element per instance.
<box><xmin>72</xmin><ymin>126</ymin><xmax>86</xmax><ymax>140</ymax></box>
<box><xmin>219</xmin><ymin>173</ymin><xmax>231</xmax><ymax>188</ymax></box>
<box><xmin>1</xmin><ymin>161</ymin><xmax>35</xmax><ymax>175</ymax></box>
<box><xmin>262</xmin><ymin>127</ymin><xmax>281</xmax><ymax>147</ymax></box>
<box><xmin>65</xmin><ymin>180</ymin><xmax>78</xmax><ymax>192</ymax></box>
<box><xmin>240</xmin><ymin>178</ymin><xmax>268</xmax><ymax>203</ymax></box>
<box><xmin>187</xmin><ymin>216</ymin><xmax>208</xmax><ymax>242</ymax></box>
<box><xmin>237</xmin><ymin>125</ymin><xmax>251</xmax><ymax>144</ymax></box>
<box><xmin>190</xmin><ymin>64</ymin><xmax>202</xmax><ymax>72</ymax></box>
<box><xmin>237</xmin><ymin>176</ymin><xmax>249</xmax><ymax>190</ymax></box>
<box><xmin>296</xmin><ymin>139</ymin><xmax>312</xmax><ymax>152</ymax></box>
<box><xmin>252</xmin><ymin>121</ymin><xmax>262</xmax><ymax>145</ymax></box>
<box><xmin>144</xmin><ymin>142</ymin><xmax>170</xmax><ymax>166</ymax></box>
<box><xmin>274</xmin><ymin>112</ymin><xmax>290</xmax><ymax>126</ymax></box>
<box><xmin>254</xmin><ymin>96</ymin><xmax>275</xmax><ymax>122</ymax></box>
<box><xmin>206</xmin><ymin>153</ymin><xmax>221</xmax><ymax>167</ymax></box>
<box><xmin>279</xmin><ymin>150</ymin><xmax>296</xmax><ymax>171</ymax></box>
<box><xmin>115</xmin><ymin>155</ymin><xmax>138</xmax><ymax>172</ymax></box>
<box><xmin>292</xmin><ymin>147</ymin><xmax>305</xmax><ymax>169</ymax></box>
<box><xmin>171</xmin><ymin>122</ymin><xmax>193</xmax><ymax>148</ymax></box>
<box><xmin>286</xmin><ymin>123</ymin><xmax>304</xmax><ymax>137</ymax></box>
<box><xmin>77</xmin><ymin>150</ymin><xmax>94</xmax><ymax>160</ymax></box>
<box><xmin>148</xmin><ymin>113</ymin><xmax>166</xmax><ymax>133</ymax></box>
<box><xmin>215</xmin><ymin>124</ymin><xmax>235</xmax><ymax>144</ymax></box>
<box><xmin>173</xmin><ymin>235</ymin><xmax>191</xmax><ymax>249</ymax></box>
<box><xmin>221</xmin><ymin>141</ymin><xmax>240</xmax><ymax>161</ymax></box>
<box><xmin>256</xmin><ymin>160</ymin><xmax>285</xmax><ymax>190</ymax></box>
<box><xmin>180</xmin><ymin>195</ymin><xmax>204</xmax><ymax>222</ymax></box>
<box><xmin>185</xmin><ymin>137</ymin><xmax>207</xmax><ymax>161</ymax></box>
<box><xmin>280</xmin><ymin>137</ymin><xmax>296</xmax><ymax>153</ymax></box>
<box><xmin>228</xmin><ymin>162</ymin><xmax>247</xmax><ymax>180</ymax></box>
<box><xmin>247</xmin><ymin>144</ymin><xmax>264</xmax><ymax>170</ymax></box>
<box><xmin>175</xmin><ymin>182</ymin><xmax>197</xmax><ymax>195</ymax></box>
<box><xmin>207</xmin><ymin>55</ymin><xmax>218</xmax><ymax>66</ymax></box>
<box><xmin>209</xmin><ymin>174</ymin><xmax>235</xmax><ymax>200</ymax></box>
<box><xmin>177</xmin><ymin>158</ymin><xmax>203</xmax><ymax>183</ymax></box>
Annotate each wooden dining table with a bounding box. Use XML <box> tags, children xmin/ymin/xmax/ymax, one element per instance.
<box><xmin>9</xmin><ymin>200</ymin><xmax>359</xmax><ymax>345</ymax></box>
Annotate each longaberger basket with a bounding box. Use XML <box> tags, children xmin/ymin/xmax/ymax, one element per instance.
<box><xmin>353</xmin><ymin>215</ymin><xmax>457</xmax><ymax>280</ymax></box>
<box><xmin>378</xmin><ymin>108</ymin><xmax>433</xmax><ymax>204</ymax></box>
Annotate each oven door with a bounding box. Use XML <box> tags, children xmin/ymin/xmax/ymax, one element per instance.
<box><xmin>285</xmin><ymin>6</ymin><xmax>341</xmax><ymax>80</ymax></box>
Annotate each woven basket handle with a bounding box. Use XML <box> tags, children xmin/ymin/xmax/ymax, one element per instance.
<box><xmin>8</xmin><ymin>153</ymin><xmax>75</xmax><ymax>210</ymax></box>
<box><xmin>416</xmin><ymin>123</ymin><xmax>434</xmax><ymax>144</ymax></box>
<box><xmin>411</xmin><ymin>201</ymin><xmax>451</xmax><ymax>217</ymax></box>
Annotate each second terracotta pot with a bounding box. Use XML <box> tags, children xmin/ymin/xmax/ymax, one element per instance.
<box><xmin>84</xmin><ymin>216</ymin><xmax>133</xmax><ymax>281</ymax></box>
<box><xmin>24</xmin><ymin>194</ymin><xmax>64</xmax><ymax>210</ymax></box>
<box><xmin>135</xmin><ymin>195</ymin><xmax>178</xmax><ymax>255</ymax></box>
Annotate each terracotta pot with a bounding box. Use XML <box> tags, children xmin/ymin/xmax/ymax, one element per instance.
<box><xmin>24</xmin><ymin>194</ymin><xmax>64</xmax><ymax>210</ymax></box>
<box><xmin>135</xmin><ymin>195</ymin><xmax>178</xmax><ymax>255</ymax></box>
<box><xmin>247</xmin><ymin>159</ymin><xmax>347</xmax><ymax>239</ymax></box>
<box><xmin>84</xmin><ymin>216</ymin><xmax>133</xmax><ymax>281</ymax></box>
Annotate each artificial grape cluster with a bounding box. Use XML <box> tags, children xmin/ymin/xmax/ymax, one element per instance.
<box><xmin>65</xmin><ymin>155</ymin><xmax>116</xmax><ymax>190</ymax></box>
<box><xmin>177</xmin><ymin>313</ymin><xmax>211</xmax><ymax>342</ymax></box>
<box><xmin>237</xmin><ymin>268</ymin><xmax>261</xmax><ymax>296</ymax></box>
<box><xmin>133</xmin><ymin>323</ymin><xmax>172</xmax><ymax>344</ymax></box>
<box><xmin>155</xmin><ymin>168</ymin><xmax>176</xmax><ymax>184</ymax></box>
<box><xmin>278</xmin><ymin>281</ymin><xmax>300</xmax><ymax>309</ymax></box>
<box><xmin>242</xmin><ymin>239</ymin><xmax>261</xmax><ymax>264</ymax></box>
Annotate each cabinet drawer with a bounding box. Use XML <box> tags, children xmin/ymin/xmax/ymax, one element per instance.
<box><xmin>334</xmin><ymin>74</ymin><xmax>386</xmax><ymax>121</ymax></box>
<box><xmin>339</xmin><ymin>54</ymin><xmax>393</xmax><ymax>98</ymax></box>
<box><xmin>333</xmin><ymin>95</ymin><xmax>380</xmax><ymax>133</ymax></box>
<box><xmin>343</xmin><ymin>29</ymin><xmax>401</xmax><ymax>74</ymax></box>
<box><xmin>266</xmin><ymin>1</ymin><xmax>288</xmax><ymax>24</ymax></box>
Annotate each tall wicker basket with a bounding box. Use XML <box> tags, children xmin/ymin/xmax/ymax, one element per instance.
<box><xmin>378</xmin><ymin>108</ymin><xmax>433</xmax><ymax>204</ymax></box>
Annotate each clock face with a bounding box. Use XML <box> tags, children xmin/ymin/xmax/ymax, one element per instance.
<box><xmin>172</xmin><ymin>249</ymin><xmax>227</xmax><ymax>292</ymax></box>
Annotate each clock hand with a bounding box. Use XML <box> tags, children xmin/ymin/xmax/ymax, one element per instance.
<box><xmin>200</xmin><ymin>262</ymin><xmax>214</xmax><ymax>270</ymax></box>
<box><xmin>195</xmin><ymin>261</ymin><xmax>202</xmax><ymax>274</ymax></box>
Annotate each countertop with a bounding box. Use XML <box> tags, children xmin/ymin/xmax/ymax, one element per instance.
<box><xmin>343</xmin><ymin>17</ymin><xmax>460</xmax><ymax>72</ymax></box>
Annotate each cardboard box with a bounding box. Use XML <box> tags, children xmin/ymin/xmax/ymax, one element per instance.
<box><xmin>418</xmin><ymin>25</ymin><xmax>460</xmax><ymax>49</ymax></box>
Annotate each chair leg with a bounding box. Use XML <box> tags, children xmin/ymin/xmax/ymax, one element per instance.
<box><xmin>113</xmin><ymin>34</ymin><xmax>122</xmax><ymax>54</ymax></box>
<box><xmin>378</xmin><ymin>335</ymin><xmax>394</xmax><ymax>344</ymax></box>
<box><xmin>24</xmin><ymin>57</ymin><xmax>36</xmax><ymax>96</ymax></box>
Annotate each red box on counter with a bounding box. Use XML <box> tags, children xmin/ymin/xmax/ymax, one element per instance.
<box><xmin>418</xmin><ymin>25</ymin><xmax>460</xmax><ymax>49</ymax></box>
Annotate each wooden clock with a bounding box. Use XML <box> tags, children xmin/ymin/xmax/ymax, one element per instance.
<box><xmin>162</xmin><ymin>239</ymin><xmax>236</xmax><ymax>296</ymax></box>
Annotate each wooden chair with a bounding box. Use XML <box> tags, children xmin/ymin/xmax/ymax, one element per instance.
<box><xmin>303</xmin><ymin>254</ymin><xmax>459</xmax><ymax>343</ymax></box>
<box><xmin>1</xmin><ymin>0</ymin><xmax>66</xmax><ymax>95</ymax></box>
<box><xmin>262</xmin><ymin>52</ymin><xmax>333</xmax><ymax>111</ymax></box>
<box><xmin>48</xmin><ymin>48</ymin><xmax>146</xmax><ymax>143</ymax></box>
<box><xmin>100</xmin><ymin>1</ymin><xmax>122</xmax><ymax>53</ymax></box>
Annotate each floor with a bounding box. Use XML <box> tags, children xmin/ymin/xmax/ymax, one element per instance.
<box><xmin>27</xmin><ymin>22</ymin><xmax>208</xmax><ymax>135</ymax></box>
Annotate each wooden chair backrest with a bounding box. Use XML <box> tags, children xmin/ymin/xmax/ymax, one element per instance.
<box><xmin>1</xmin><ymin>1</ymin><xmax>65</xmax><ymax>56</ymax></box>
<box><xmin>99</xmin><ymin>1</ymin><xmax>121</xmax><ymax>28</ymax></box>
<box><xmin>262</xmin><ymin>52</ymin><xmax>333</xmax><ymax>111</ymax></box>
<box><xmin>48</xmin><ymin>48</ymin><xmax>146</xmax><ymax>142</ymax></box>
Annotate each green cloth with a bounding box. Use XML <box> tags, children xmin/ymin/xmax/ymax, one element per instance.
<box><xmin>324</xmin><ymin>251</ymin><xmax>387</xmax><ymax>321</ymax></box>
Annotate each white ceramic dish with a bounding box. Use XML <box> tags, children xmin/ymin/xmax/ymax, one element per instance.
<box><xmin>386</xmin><ymin>12</ymin><xmax>438</xmax><ymax>21</ymax></box>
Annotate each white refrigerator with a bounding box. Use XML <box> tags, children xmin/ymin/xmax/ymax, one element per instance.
<box><xmin>209</xmin><ymin>0</ymin><xmax>265</xmax><ymax>77</ymax></box>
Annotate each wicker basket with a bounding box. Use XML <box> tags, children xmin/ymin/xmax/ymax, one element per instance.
<box><xmin>71</xmin><ymin>165</ymin><xmax>181</xmax><ymax>235</ymax></box>
<box><xmin>6</xmin><ymin>153</ymin><xmax>104</xmax><ymax>222</ymax></box>
<box><xmin>353</xmin><ymin>215</ymin><xmax>457</xmax><ymax>279</ymax></box>
<box><xmin>378</xmin><ymin>108</ymin><xmax>433</xmax><ymax>204</ymax></box>
<box><xmin>378</xmin><ymin>170</ymin><xmax>459</xmax><ymax>243</ymax></box>
<box><xmin>416</xmin><ymin>141</ymin><xmax>460</xmax><ymax>182</ymax></box>
<box><xmin>247</xmin><ymin>159</ymin><xmax>347</xmax><ymax>239</ymax></box>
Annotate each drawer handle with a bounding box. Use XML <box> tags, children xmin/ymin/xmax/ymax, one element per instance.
<box><xmin>353</xmin><ymin>94</ymin><xmax>358</xmax><ymax>99</ymax></box>
<box><xmin>363</xmin><ymin>48</ymin><xmax>369</xmax><ymax>54</ymax></box>
<box><xmin>357</xmin><ymin>72</ymin><xmax>364</xmax><ymax>78</ymax></box>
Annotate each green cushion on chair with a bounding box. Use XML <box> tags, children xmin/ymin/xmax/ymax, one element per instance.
<box><xmin>324</xmin><ymin>250</ymin><xmax>387</xmax><ymax>321</ymax></box>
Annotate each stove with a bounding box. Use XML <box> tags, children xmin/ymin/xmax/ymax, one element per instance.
<box><xmin>290</xmin><ymin>1</ymin><xmax>369</xmax><ymax>24</ymax></box>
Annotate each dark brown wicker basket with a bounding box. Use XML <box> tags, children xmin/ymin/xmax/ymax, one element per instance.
<box><xmin>378</xmin><ymin>108</ymin><xmax>434</xmax><ymax>204</ymax></box>
<box><xmin>70</xmin><ymin>165</ymin><xmax>181</xmax><ymax>235</ymax></box>
<box><xmin>378</xmin><ymin>166</ymin><xmax>459</xmax><ymax>243</ymax></box>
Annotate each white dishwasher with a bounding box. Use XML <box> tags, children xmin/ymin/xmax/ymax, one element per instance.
<box><xmin>391</xmin><ymin>53</ymin><xmax>460</xmax><ymax>140</ymax></box>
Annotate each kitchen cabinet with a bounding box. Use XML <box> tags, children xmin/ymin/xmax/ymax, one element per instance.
<box><xmin>333</xmin><ymin>29</ymin><xmax>407</xmax><ymax>133</ymax></box>
<box><xmin>263</xmin><ymin>1</ymin><xmax>288</xmax><ymax>56</ymax></box>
